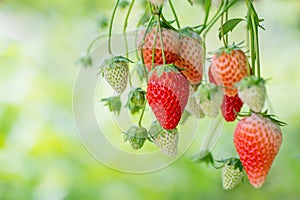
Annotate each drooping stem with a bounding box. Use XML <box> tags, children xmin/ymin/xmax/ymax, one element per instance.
<box><xmin>139</xmin><ymin>15</ymin><xmax>155</xmax><ymax>81</ymax></box>
<box><xmin>138</xmin><ymin>100</ymin><xmax>147</xmax><ymax>127</ymax></box>
<box><xmin>157</xmin><ymin>14</ymin><xmax>167</xmax><ymax>65</ymax></box>
<box><xmin>220</xmin><ymin>13</ymin><xmax>228</xmax><ymax>48</ymax></box>
<box><xmin>108</xmin><ymin>0</ymin><xmax>120</xmax><ymax>55</ymax></box>
<box><xmin>202</xmin><ymin>0</ymin><xmax>238</xmax><ymax>36</ymax></box>
<box><xmin>225</xmin><ymin>0</ymin><xmax>229</xmax><ymax>45</ymax></box>
<box><xmin>168</xmin><ymin>0</ymin><xmax>180</xmax><ymax>29</ymax></box>
<box><xmin>123</xmin><ymin>0</ymin><xmax>136</xmax><ymax>58</ymax></box>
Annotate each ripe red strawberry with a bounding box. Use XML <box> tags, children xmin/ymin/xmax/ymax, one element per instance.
<box><xmin>221</xmin><ymin>94</ymin><xmax>244</xmax><ymax>122</ymax></box>
<box><xmin>146</xmin><ymin>65</ymin><xmax>189</xmax><ymax>130</ymax></box>
<box><xmin>137</xmin><ymin>28</ymin><xmax>179</xmax><ymax>71</ymax></box>
<box><xmin>174</xmin><ymin>29</ymin><xmax>203</xmax><ymax>84</ymax></box>
<box><xmin>234</xmin><ymin>113</ymin><xmax>283</xmax><ymax>188</ymax></box>
<box><xmin>210</xmin><ymin>49</ymin><xmax>248</xmax><ymax>96</ymax></box>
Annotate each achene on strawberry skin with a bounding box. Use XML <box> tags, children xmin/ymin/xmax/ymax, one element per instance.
<box><xmin>234</xmin><ymin>113</ymin><xmax>283</xmax><ymax>188</ymax></box>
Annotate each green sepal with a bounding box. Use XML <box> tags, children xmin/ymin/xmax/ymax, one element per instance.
<box><xmin>217</xmin><ymin>157</ymin><xmax>244</xmax><ymax>172</ymax></box>
<box><xmin>148</xmin><ymin>64</ymin><xmax>179</xmax><ymax>78</ymax></box>
<box><xmin>198</xmin><ymin>83</ymin><xmax>221</xmax><ymax>103</ymax></box>
<box><xmin>101</xmin><ymin>96</ymin><xmax>122</xmax><ymax>115</ymax></box>
<box><xmin>235</xmin><ymin>75</ymin><xmax>265</xmax><ymax>91</ymax></box>
<box><xmin>77</xmin><ymin>52</ymin><xmax>92</xmax><ymax>68</ymax></box>
<box><xmin>123</xmin><ymin>125</ymin><xmax>148</xmax><ymax>150</ymax></box>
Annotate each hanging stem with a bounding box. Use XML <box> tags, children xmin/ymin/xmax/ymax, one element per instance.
<box><xmin>157</xmin><ymin>14</ymin><xmax>167</xmax><ymax>65</ymax></box>
<box><xmin>108</xmin><ymin>0</ymin><xmax>120</xmax><ymax>55</ymax></box>
<box><xmin>139</xmin><ymin>15</ymin><xmax>155</xmax><ymax>81</ymax></box>
<box><xmin>225</xmin><ymin>0</ymin><xmax>229</xmax><ymax>45</ymax></box>
<box><xmin>168</xmin><ymin>0</ymin><xmax>180</xmax><ymax>29</ymax></box>
<box><xmin>220</xmin><ymin>13</ymin><xmax>228</xmax><ymax>48</ymax></box>
<box><xmin>202</xmin><ymin>0</ymin><xmax>238</xmax><ymax>36</ymax></box>
<box><xmin>138</xmin><ymin>100</ymin><xmax>147</xmax><ymax>126</ymax></box>
<box><xmin>254</xmin><ymin>17</ymin><xmax>261</xmax><ymax>78</ymax></box>
<box><xmin>123</xmin><ymin>0</ymin><xmax>136</xmax><ymax>58</ymax></box>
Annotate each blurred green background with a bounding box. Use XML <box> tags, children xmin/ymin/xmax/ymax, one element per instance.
<box><xmin>1</xmin><ymin>0</ymin><xmax>300</xmax><ymax>199</ymax></box>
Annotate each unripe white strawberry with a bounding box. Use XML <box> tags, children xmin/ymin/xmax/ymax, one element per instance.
<box><xmin>222</xmin><ymin>158</ymin><xmax>244</xmax><ymax>190</ymax></box>
<box><xmin>237</xmin><ymin>75</ymin><xmax>266</xmax><ymax>113</ymax></box>
<box><xmin>149</xmin><ymin>121</ymin><xmax>178</xmax><ymax>157</ymax></box>
<box><xmin>186</xmin><ymin>85</ymin><xmax>205</xmax><ymax>118</ymax></box>
<box><xmin>198</xmin><ymin>83</ymin><xmax>223</xmax><ymax>118</ymax></box>
<box><xmin>99</xmin><ymin>56</ymin><xmax>132</xmax><ymax>94</ymax></box>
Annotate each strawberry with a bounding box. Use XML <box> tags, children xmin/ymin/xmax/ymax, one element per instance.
<box><xmin>150</xmin><ymin>0</ymin><xmax>166</xmax><ymax>5</ymax></box>
<box><xmin>221</xmin><ymin>94</ymin><xmax>244</xmax><ymax>122</ymax></box>
<box><xmin>99</xmin><ymin>56</ymin><xmax>131</xmax><ymax>94</ymax></box>
<box><xmin>149</xmin><ymin>121</ymin><xmax>178</xmax><ymax>157</ymax></box>
<box><xmin>146</xmin><ymin>65</ymin><xmax>189</xmax><ymax>130</ymax></box>
<box><xmin>185</xmin><ymin>85</ymin><xmax>205</xmax><ymax>118</ymax></box>
<box><xmin>126</xmin><ymin>87</ymin><xmax>146</xmax><ymax>114</ymax></box>
<box><xmin>124</xmin><ymin>125</ymin><xmax>148</xmax><ymax>150</ymax></box>
<box><xmin>208</xmin><ymin>65</ymin><xmax>217</xmax><ymax>84</ymax></box>
<box><xmin>137</xmin><ymin>28</ymin><xmax>179</xmax><ymax>71</ymax></box>
<box><xmin>174</xmin><ymin>29</ymin><xmax>203</xmax><ymax>84</ymax></box>
<box><xmin>222</xmin><ymin>158</ymin><xmax>244</xmax><ymax>190</ymax></box>
<box><xmin>234</xmin><ymin>113</ymin><xmax>283</xmax><ymax>188</ymax></box>
<box><xmin>210</xmin><ymin>49</ymin><xmax>248</xmax><ymax>96</ymax></box>
<box><xmin>237</xmin><ymin>75</ymin><xmax>266</xmax><ymax>113</ymax></box>
<box><xmin>198</xmin><ymin>83</ymin><xmax>223</xmax><ymax>118</ymax></box>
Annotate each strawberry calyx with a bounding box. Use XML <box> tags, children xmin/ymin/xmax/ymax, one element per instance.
<box><xmin>212</xmin><ymin>42</ymin><xmax>244</xmax><ymax>58</ymax></box>
<box><xmin>259</xmin><ymin>110</ymin><xmax>287</xmax><ymax>127</ymax></box>
<box><xmin>178</xmin><ymin>27</ymin><xmax>202</xmax><ymax>43</ymax></box>
<box><xmin>101</xmin><ymin>96</ymin><xmax>122</xmax><ymax>115</ymax></box>
<box><xmin>148</xmin><ymin>120</ymin><xmax>177</xmax><ymax>141</ymax></box>
<box><xmin>148</xmin><ymin>64</ymin><xmax>179</xmax><ymax>78</ymax></box>
<box><xmin>235</xmin><ymin>75</ymin><xmax>265</xmax><ymax>91</ymax></box>
<box><xmin>198</xmin><ymin>83</ymin><xmax>222</xmax><ymax>103</ymax></box>
<box><xmin>217</xmin><ymin>157</ymin><xmax>244</xmax><ymax>172</ymax></box>
<box><xmin>98</xmin><ymin>56</ymin><xmax>133</xmax><ymax>75</ymax></box>
<box><xmin>124</xmin><ymin>125</ymin><xmax>148</xmax><ymax>150</ymax></box>
<box><xmin>192</xmin><ymin>152</ymin><xmax>223</xmax><ymax>169</ymax></box>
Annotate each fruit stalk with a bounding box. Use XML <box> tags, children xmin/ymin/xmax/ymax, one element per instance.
<box><xmin>108</xmin><ymin>0</ymin><xmax>120</xmax><ymax>55</ymax></box>
<box><xmin>123</xmin><ymin>0</ymin><xmax>136</xmax><ymax>58</ymax></box>
<box><xmin>168</xmin><ymin>0</ymin><xmax>180</xmax><ymax>29</ymax></box>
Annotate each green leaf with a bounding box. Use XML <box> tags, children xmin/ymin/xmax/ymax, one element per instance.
<box><xmin>219</xmin><ymin>18</ymin><xmax>244</xmax><ymax>40</ymax></box>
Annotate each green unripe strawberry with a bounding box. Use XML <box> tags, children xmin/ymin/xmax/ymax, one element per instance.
<box><xmin>124</xmin><ymin>125</ymin><xmax>148</xmax><ymax>150</ymax></box>
<box><xmin>222</xmin><ymin>158</ymin><xmax>244</xmax><ymax>190</ymax></box>
<box><xmin>99</xmin><ymin>56</ymin><xmax>132</xmax><ymax>94</ymax></box>
<box><xmin>237</xmin><ymin>75</ymin><xmax>266</xmax><ymax>113</ymax></box>
<box><xmin>126</xmin><ymin>88</ymin><xmax>146</xmax><ymax>114</ymax></box>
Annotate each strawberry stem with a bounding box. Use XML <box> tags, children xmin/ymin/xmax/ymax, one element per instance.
<box><xmin>139</xmin><ymin>15</ymin><xmax>155</xmax><ymax>81</ymax></box>
<box><xmin>157</xmin><ymin>15</ymin><xmax>167</xmax><ymax>65</ymax></box>
<box><xmin>108</xmin><ymin>0</ymin><xmax>120</xmax><ymax>55</ymax></box>
<box><xmin>138</xmin><ymin>100</ymin><xmax>147</xmax><ymax>127</ymax></box>
<box><xmin>168</xmin><ymin>0</ymin><xmax>181</xmax><ymax>29</ymax></box>
<box><xmin>123</xmin><ymin>0</ymin><xmax>136</xmax><ymax>58</ymax></box>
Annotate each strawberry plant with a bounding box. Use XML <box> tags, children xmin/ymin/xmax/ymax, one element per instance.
<box><xmin>79</xmin><ymin>0</ymin><xmax>286</xmax><ymax>189</ymax></box>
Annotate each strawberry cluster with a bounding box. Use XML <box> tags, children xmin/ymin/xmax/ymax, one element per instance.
<box><xmin>80</xmin><ymin>0</ymin><xmax>285</xmax><ymax>190</ymax></box>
